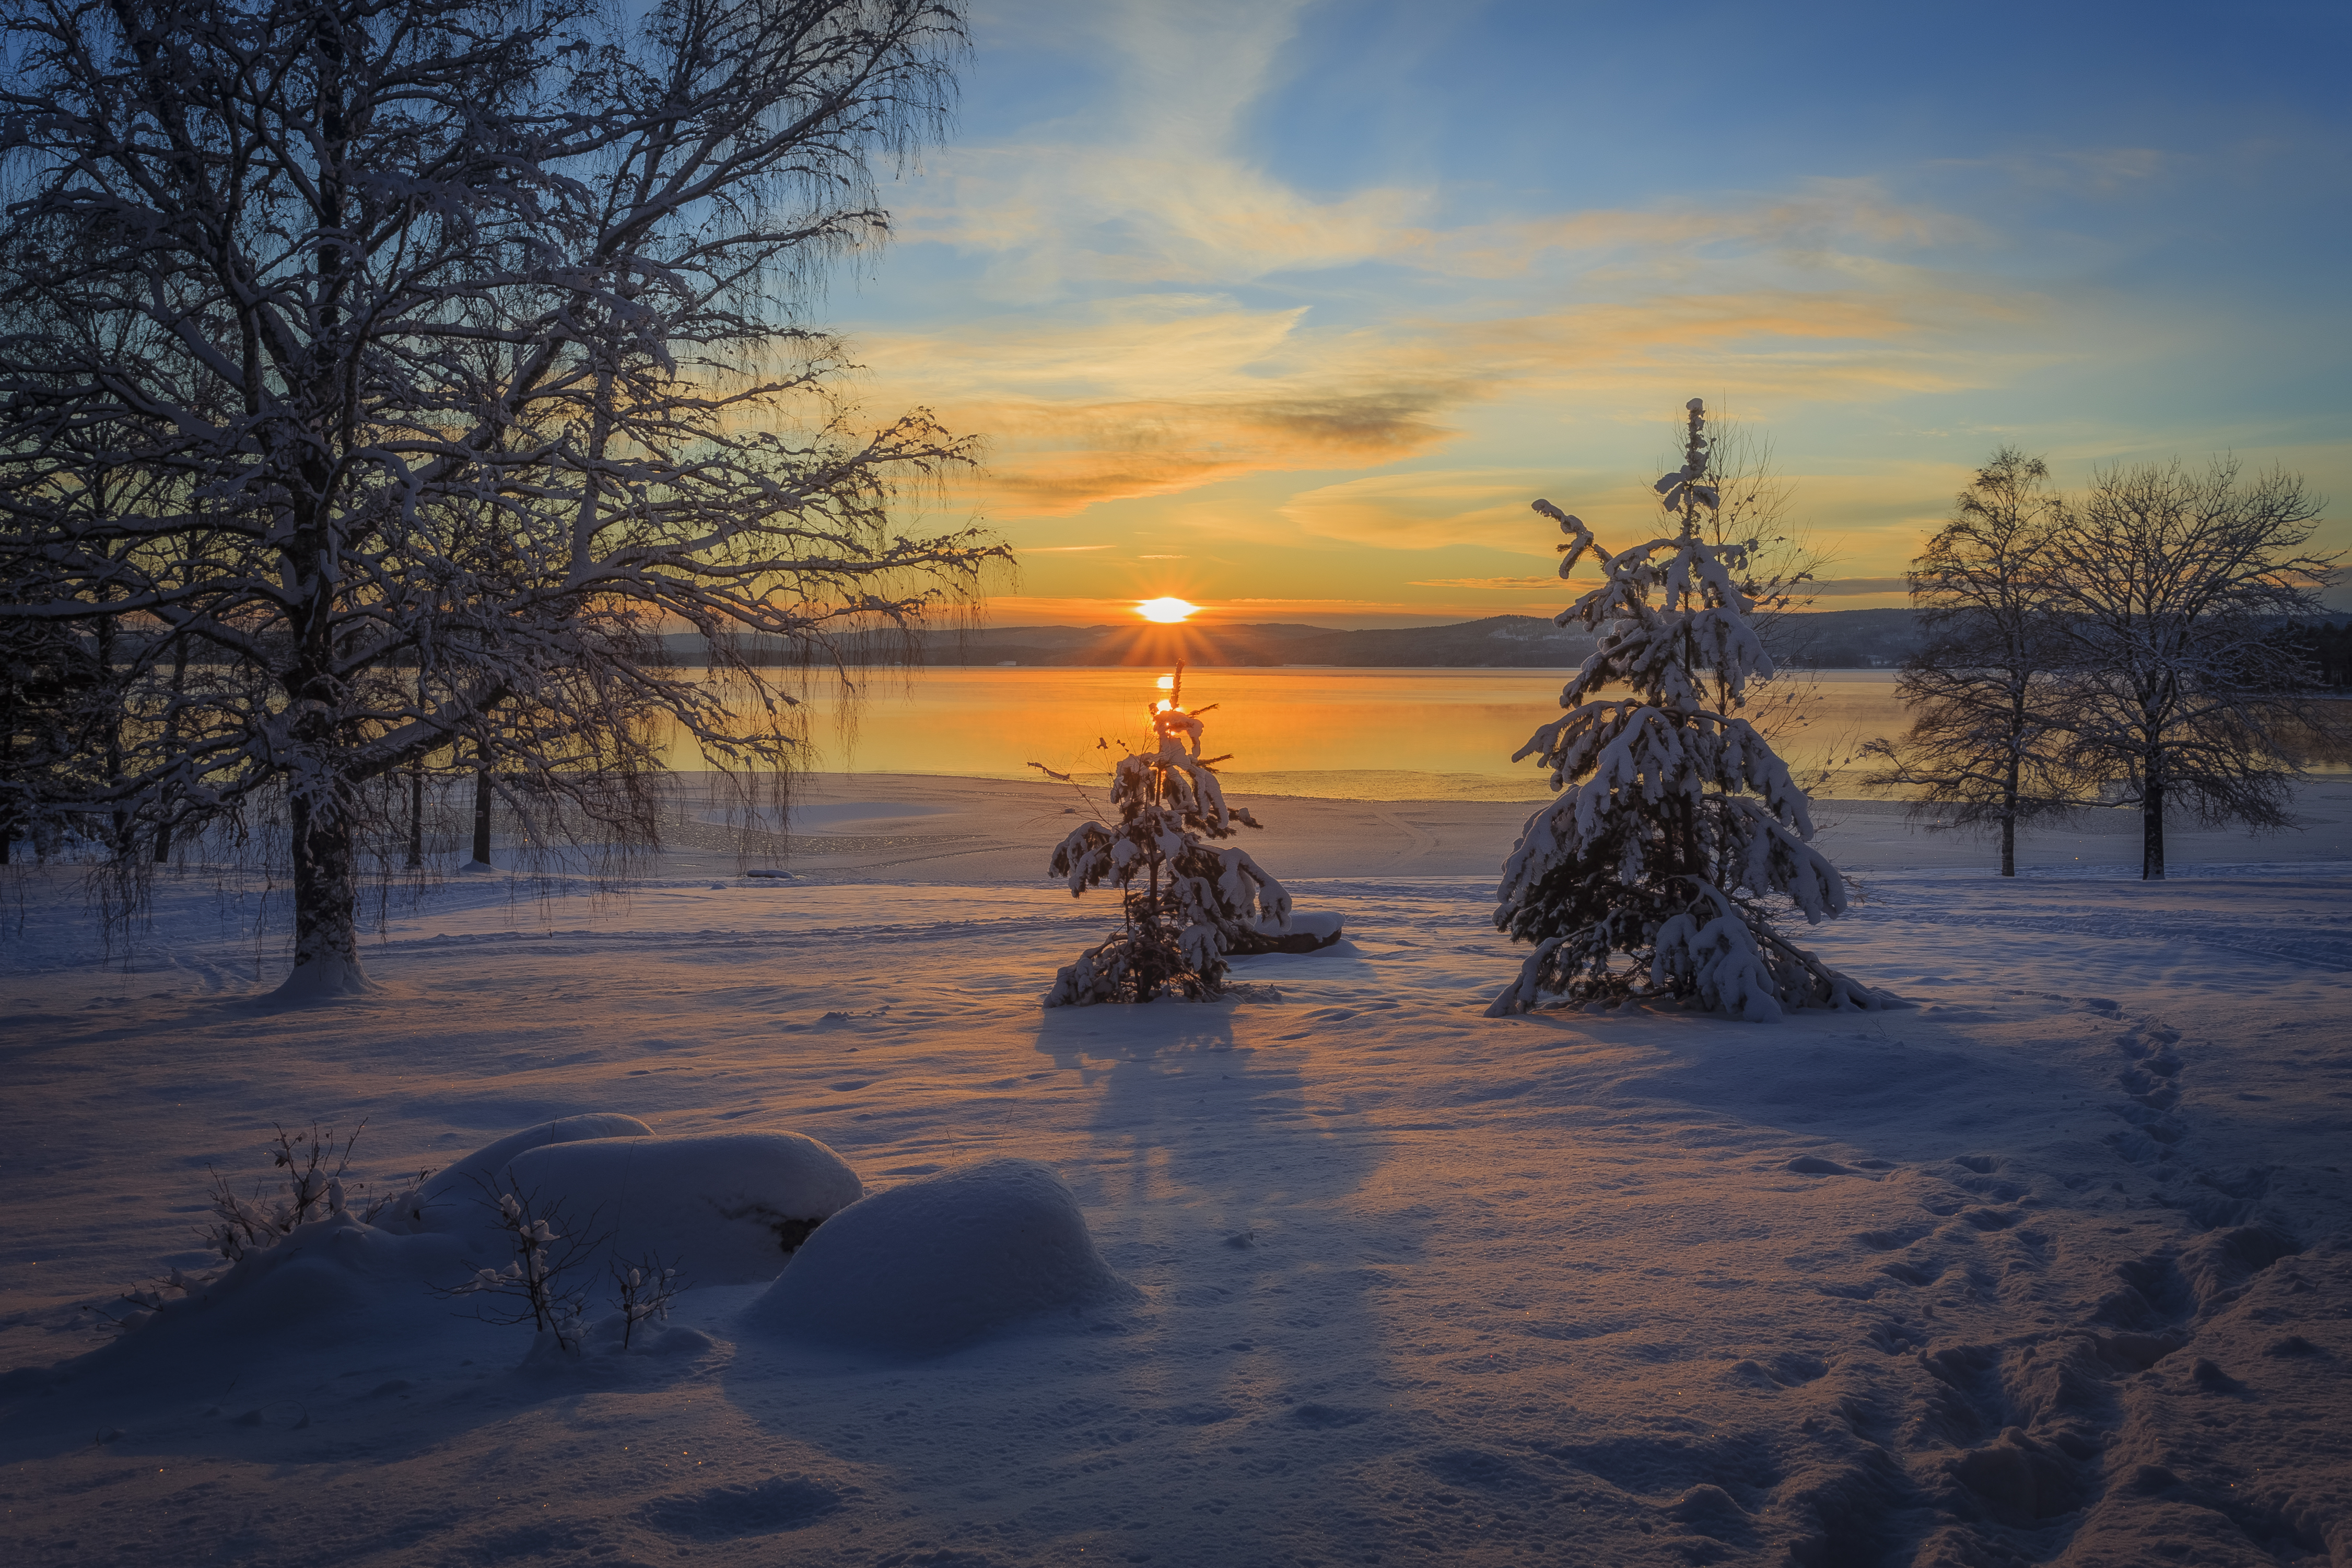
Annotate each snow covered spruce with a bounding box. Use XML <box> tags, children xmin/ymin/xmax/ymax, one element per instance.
<box><xmin>1038</xmin><ymin>668</ymin><xmax>1292</xmax><ymax>1004</ymax></box>
<box><xmin>1489</xmin><ymin>400</ymin><xmax>1892</xmax><ymax>1021</ymax></box>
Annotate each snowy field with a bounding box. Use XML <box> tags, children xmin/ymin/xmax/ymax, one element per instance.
<box><xmin>3</xmin><ymin>775</ymin><xmax>2350</xmax><ymax>1567</ymax></box>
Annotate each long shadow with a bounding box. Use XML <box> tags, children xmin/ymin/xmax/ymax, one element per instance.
<box><xmin>677</xmin><ymin>998</ymin><xmax>1428</xmax><ymax>1564</ymax></box>
<box><xmin>1019</xmin><ymin>1000</ymin><xmax>1420</xmax><ymax>1551</ymax></box>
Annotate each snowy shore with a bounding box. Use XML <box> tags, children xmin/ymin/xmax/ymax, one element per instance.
<box><xmin>2</xmin><ymin>776</ymin><xmax>2348</xmax><ymax>1565</ymax></box>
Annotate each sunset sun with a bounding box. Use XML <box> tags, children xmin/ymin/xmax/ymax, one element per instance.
<box><xmin>1136</xmin><ymin>596</ymin><xmax>1198</xmax><ymax>624</ymax></box>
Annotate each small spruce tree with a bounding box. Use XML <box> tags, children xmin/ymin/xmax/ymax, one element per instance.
<box><xmin>1042</xmin><ymin>668</ymin><xmax>1291</xmax><ymax>1004</ymax></box>
<box><xmin>1488</xmin><ymin>399</ymin><xmax>1887</xmax><ymax>1021</ymax></box>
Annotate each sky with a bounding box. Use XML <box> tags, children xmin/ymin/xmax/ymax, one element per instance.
<box><xmin>831</xmin><ymin>0</ymin><xmax>2352</xmax><ymax>627</ymax></box>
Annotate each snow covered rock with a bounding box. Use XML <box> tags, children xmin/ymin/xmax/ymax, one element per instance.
<box><xmin>745</xmin><ymin>1159</ymin><xmax>1134</xmax><ymax>1355</ymax></box>
<box><xmin>496</xmin><ymin>1132</ymin><xmax>864</xmax><ymax>1284</ymax></box>
<box><xmin>1230</xmin><ymin>910</ymin><xmax>1344</xmax><ymax>956</ymax></box>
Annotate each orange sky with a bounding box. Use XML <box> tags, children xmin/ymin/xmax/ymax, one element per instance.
<box><xmin>828</xmin><ymin>2</ymin><xmax>2350</xmax><ymax>629</ymax></box>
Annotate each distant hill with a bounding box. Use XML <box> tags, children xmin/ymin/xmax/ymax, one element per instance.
<box><xmin>666</xmin><ymin>609</ymin><xmax>1928</xmax><ymax>669</ymax></box>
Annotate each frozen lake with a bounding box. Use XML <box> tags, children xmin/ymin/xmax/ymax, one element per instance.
<box><xmin>664</xmin><ymin>668</ymin><xmax>1915</xmax><ymax>800</ymax></box>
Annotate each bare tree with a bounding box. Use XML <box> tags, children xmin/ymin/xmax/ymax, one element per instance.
<box><xmin>0</xmin><ymin>0</ymin><xmax>1003</xmax><ymax>992</ymax></box>
<box><xmin>1863</xmin><ymin>448</ymin><xmax>2085</xmax><ymax>875</ymax></box>
<box><xmin>2044</xmin><ymin>458</ymin><xmax>2336</xmax><ymax>880</ymax></box>
<box><xmin>1655</xmin><ymin>417</ymin><xmax>1835</xmax><ymax>756</ymax></box>
<box><xmin>1</xmin><ymin>564</ymin><xmax>106</xmax><ymax>863</ymax></box>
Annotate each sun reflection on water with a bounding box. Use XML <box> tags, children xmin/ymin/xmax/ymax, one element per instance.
<box><xmin>650</xmin><ymin>670</ymin><xmax>1926</xmax><ymax>799</ymax></box>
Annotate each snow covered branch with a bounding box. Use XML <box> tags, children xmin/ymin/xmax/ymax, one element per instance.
<box><xmin>1</xmin><ymin>0</ymin><xmax>1004</xmax><ymax>988</ymax></box>
<box><xmin>1490</xmin><ymin>399</ymin><xmax>1887</xmax><ymax>1020</ymax></box>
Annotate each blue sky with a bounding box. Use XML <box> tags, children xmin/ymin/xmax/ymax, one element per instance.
<box><xmin>834</xmin><ymin>0</ymin><xmax>2352</xmax><ymax>624</ymax></box>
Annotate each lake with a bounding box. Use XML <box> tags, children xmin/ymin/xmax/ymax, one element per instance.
<box><xmin>665</xmin><ymin>668</ymin><xmax>1916</xmax><ymax>801</ymax></box>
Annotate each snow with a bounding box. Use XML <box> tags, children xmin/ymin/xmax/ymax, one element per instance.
<box><xmin>394</xmin><ymin>1130</ymin><xmax>867</xmax><ymax>1287</ymax></box>
<box><xmin>385</xmin><ymin>1114</ymin><xmax>659</xmax><ymax>1225</ymax></box>
<box><xmin>747</xmin><ymin>1158</ymin><xmax>1134</xmax><ymax>1355</ymax></box>
<box><xmin>2</xmin><ymin>773</ymin><xmax>2349</xmax><ymax>1565</ymax></box>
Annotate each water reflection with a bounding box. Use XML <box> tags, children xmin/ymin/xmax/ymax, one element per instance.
<box><xmin>654</xmin><ymin>669</ymin><xmax>1922</xmax><ymax>801</ymax></box>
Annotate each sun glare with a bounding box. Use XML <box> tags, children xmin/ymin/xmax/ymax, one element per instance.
<box><xmin>1155</xmin><ymin>675</ymin><xmax>1176</xmax><ymax>691</ymax></box>
<box><xmin>1137</xmin><ymin>597</ymin><xmax>1198</xmax><ymax>624</ymax></box>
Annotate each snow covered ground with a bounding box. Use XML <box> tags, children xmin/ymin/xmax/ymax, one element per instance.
<box><xmin>3</xmin><ymin>776</ymin><xmax>2349</xmax><ymax>1566</ymax></box>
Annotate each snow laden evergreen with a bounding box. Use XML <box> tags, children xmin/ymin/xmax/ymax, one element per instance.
<box><xmin>1042</xmin><ymin>670</ymin><xmax>1291</xmax><ymax>1004</ymax></box>
<box><xmin>1488</xmin><ymin>400</ymin><xmax>1885</xmax><ymax>1021</ymax></box>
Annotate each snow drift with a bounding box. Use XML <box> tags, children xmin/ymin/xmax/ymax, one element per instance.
<box><xmin>8</xmin><ymin>1119</ymin><xmax>865</xmax><ymax>1396</ymax></box>
<box><xmin>746</xmin><ymin>1159</ymin><xmax>1136</xmax><ymax>1355</ymax></box>
<box><xmin>377</xmin><ymin>1118</ymin><xmax>862</xmax><ymax>1284</ymax></box>
<box><xmin>486</xmin><ymin>1132</ymin><xmax>863</xmax><ymax>1284</ymax></box>
<box><xmin>380</xmin><ymin>1113</ymin><xmax>658</xmax><ymax>1225</ymax></box>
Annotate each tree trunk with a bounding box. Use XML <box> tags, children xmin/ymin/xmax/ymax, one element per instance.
<box><xmin>97</xmin><ymin>610</ymin><xmax>130</xmax><ymax>857</ymax></box>
<box><xmin>2000</xmin><ymin>751</ymin><xmax>2019</xmax><ymax>877</ymax></box>
<box><xmin>2143</xmin><ymin>765</ymin><xmax>2166</xmax><ymax>881</ymax></box>
<box><xmin>283</xmin><ymin>782</ymin><xmax>370</xmax><ymax>996</ymax></box>
<box><xmin>155</xmin><ymin>636</ymin><xmax>189</xmax><ymax>863</ymax></box>
<box><xmin>471</xmin><ymin>769</ymin><xmax>494</xmax><ymax>867</ymax></box>
<box><xmin>406</xmin><ymin>767</ymin><xmax>425</xmax><ymax>869</ymax></box>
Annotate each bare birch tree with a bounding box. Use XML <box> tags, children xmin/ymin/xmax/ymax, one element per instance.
<box><xmin>1656</xmin><ymin>419</ymin><xmax>1832</xmax><ymax>753</ymax></box>
<box><xmin>2043</xmin><ymin>458</ymin><xmax>2336</xmax><ymax>880</ymax></box>
<box><xmin>0</xmin><ymin>0</ymin><xmax>1002</xmax><ymax>991</ymax></box>
<box><xmin>1863</xmin><ymin>448</ymin><xmax>2084</xmax><ymax>875</ymax></box>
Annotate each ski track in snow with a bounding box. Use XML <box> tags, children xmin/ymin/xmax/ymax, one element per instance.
<box><xmin>2</xmin><ymin>822</ymin><xmax>2349</xmax><ymax>1565</ymax></box>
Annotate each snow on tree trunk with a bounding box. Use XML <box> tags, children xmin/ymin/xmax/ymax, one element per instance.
<box><xmin>1487</xmin><ymin>400</ymin><xmax>1889</xmax><ymax>1022</ymax></box>
<box><xmin>1041</xmin><ymin>669</ymin><xmax>1290</xmax><ymax>1005</ymax></box>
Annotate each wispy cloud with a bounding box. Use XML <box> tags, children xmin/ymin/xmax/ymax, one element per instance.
<box><xmin>1409</xmin><ymin>576</ymin><xmax>1572</xmax><ymax>590</ymax></box>
<box><xmin>837</xmin><ymin>0</ymin><xmax>2343</xmax><ymax>614</ymax></box>
<box><xmin>1280</xmin><ymin>470</ymin><xmax>1563</xmax><ymax>552</ymax></box>
<box><xmin>860</xmin><ymin>285</ymin><xmax>2037</xmax><ymax>522</ymax></box>
<box><xmin>1800</xmin><ymin>576</ymin><xmax>1913</xmax><ymax>597</ymax></box>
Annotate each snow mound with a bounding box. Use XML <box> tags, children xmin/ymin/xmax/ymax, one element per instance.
<box><xmin>496</xmin><ymin>1132</ymin><xmax>864</xmax><ymax>1285</ymax></box>
<box><xmin>26</xmin><ymin>1124</ymin><xmax>861</xmax><ymax>1388</ymax></box>
<box><xmin>149</xmin><ymin>1213</ymin><xmax>433</xmax><ymax>1349</ymax></box>
<box><xmin>379</xmin><ymin>1113</ymin><xmax>656</xmax><ymax>1229</ymax></box>
<box><xmin>745</xmin><ymin>1159</ymin><xmax>1134</xmax><ymax>1355</ymax></box>
<box><xmin>29</xmin><ymin>1212</ymin><xmax>474</xmax><ymax>1388</ymax></box>
<box><xmin>388</xmin><ymin>1126</ymin><xmax>862</xmax><ymax>1286</ymax></box>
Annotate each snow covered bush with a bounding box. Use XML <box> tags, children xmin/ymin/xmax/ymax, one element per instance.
<box><xmin>89</xmin><ymin>1121</ymin><xmax>407</xmax><ymax>1332</ymax></box>
<box><xmin>611</xmin><ymin>1259</ymin><xmax>685</xmax><ymax>1351</ymax></box>
<box><xmin>441</xmin><ymin>1184</ymin><xmax>610</xmax><ymax>1355</ymax></box>
<box><xmin>1040</xmin><ymin>667</ymin><xmax>1291</xmax><ymax>1004</ymax></box>
<box><xmin>200</xmin><ymin>1121</ymin><xmax>419</xmax><ymax>1265</ymax></box>
<box><xmin>1488</xmin><ymin>400</ymin><xmax>1887</xmax><ymax>1021</ymax></box>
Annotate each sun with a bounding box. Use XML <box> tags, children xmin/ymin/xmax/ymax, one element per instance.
<box><xmin>1137</xmin><ymin>596</ymin><xmax>1199</xmax><ymax>624</ymax></box>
